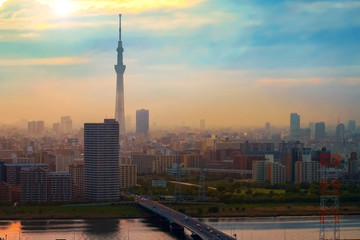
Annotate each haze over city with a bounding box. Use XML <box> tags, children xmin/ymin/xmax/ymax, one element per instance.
<box><xmin>0</xmin><ymin>0</ymin><xmax>359</xmax><ymax>128</ymax></box>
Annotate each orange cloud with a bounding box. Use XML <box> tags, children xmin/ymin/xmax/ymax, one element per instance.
<box><xmin>0</xmin><ymin>57</ymin><xmax>90</xmax><ymax>66</ymax></box>
<box><xmin>256</xmin><ymin>77</ymin><xmax>324</xmax><ymax>87</ymax></box>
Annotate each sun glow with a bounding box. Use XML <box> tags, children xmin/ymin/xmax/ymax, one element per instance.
<box><xmin>0</xmin><ymin>0</ymin><xmax>8</xmax><ymax>8</ymax></box>
<box><xmin>40</xmin><ymin>0</ymin><xmax>75</xmax><ymax>16</ymax></box>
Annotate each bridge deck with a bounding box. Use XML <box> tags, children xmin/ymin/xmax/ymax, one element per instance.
<box><xmin>135</xmin><ymin>197</ymin><xmax>235</xmax><ymax>240</ymax></box>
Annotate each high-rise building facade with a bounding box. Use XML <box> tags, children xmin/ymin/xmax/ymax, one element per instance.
<box><xmin>348</xmin><ymin>120</ymin><xmax>356</xmax><ymax>132</ymax></box>
<box><xmin>136</xmin><ymin>109</ymin><xmax>149</xmax><ymax>136</ymax></box>
<box><xmin>295</xmin><ymin>161</ymin><xmax>319</xmax><ymax>183</ymax></box>
<box><xmin>115</xmin><ymin>14</ymin><xmax>126</xmax><ymax>136</ymax></box>
<box><xmin>315</xmin><ymin>122</ymin><xmax>326</xmax><ymax>140</ymax></box>
<box><xmin>48</xmin><ymin>172</ymin><xmax>71</xmax><ymax>202</ymax></box>
<box><xmin>28</xmin><ymin>120</ymin><xmax>45</xmax><ymax>136</ymax></box>
<box><xmin>69</xmin><ymin>164</ymin><xmax>84</xmax><ymax>200</ymax></box>
<box><xmin>61</xmin><ymin>116</ymin><xmax>72</xmax><ymax>133</ymax></box>
<box><xmin>119</xmin><ymin>164</ymin><xmax>137</xmax><ymax>188</ymax></box>
<box><xmin>200</xmin><ymin>119</ymin><xmax>205</xmax><ymax>130</ymax></box>
<box><xmin>20</xmin><ymin>166</ymin><xmax>48</xmax><ymax>202</ymax></box>
<box><xmin>290</xmin><ymin>113</ymin><xmax>300</xmax><ymax>139</ymax></box>
<box><xmin>84</xmin><ymin>119</ymin><xmax>119</xmax><ymax>200</ymax></box>
<box><xmin>336</xmin><ymin>123</ymin><xmax>345</xmax><ymax>141</ymax></box>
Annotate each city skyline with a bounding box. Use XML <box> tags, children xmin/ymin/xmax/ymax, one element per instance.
<box><xmin>0</xmin><ymin>0</ymin><xmax>359</xmax><ymax>128</ymax></box>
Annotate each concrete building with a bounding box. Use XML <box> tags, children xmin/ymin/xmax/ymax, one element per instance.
<box><xmin>182</xmin><ymin>153</ymin><xmax>204</xmax><ymax>168</ymax></box>
<box><xmin>84</xmin><ymin>119</ymin><xmax>119</xmax><ymax>200</ymax></box>
<box><xmin>0</xmin><ymin>182</ymin><xmax>12</xmax><ymax>202</ymax></box>
<box><xmin>132</xmin><ymin>154</ymin><xmax>156</xmax><ymax>174</ymax></box>
<box><xmin>119</xmin><ymin>164</ymin><xmax>137</xmax><ymax>188</ymax></box>
<box><xmin>6</xmin><ymin>163</ymin><xmax>48</xmax><ymax>186</ymax></box>
<box><xmin>114</xmin><ymin>14</ymin><xmax>126</xmax><ymax>136</ymax></box>
<box><xmin>290</xmin><ymin>113</ymin><xmax>300</xmax><ymax>139</ymax></box>
<box><xmin>252</xmin><ymin>161</ymin><xmax>285</xmax><ymax>184</ymax></box>
<box><xmin>200</xmin><ymin>119</ymin><xmax>205</xmax><ymax>130</ymax></box>
<box><xmin>61</xmin><ymin>116</ymin><xmax>72</xmax><ymax>133</ymax></box>
<box><xmin>315</xmin><ymin>122</ymin><xmax>326</xmax><ymax>140</ymax></box>
<box><xmin>348</xmin><ymin>120</ymin><xmax>356</xmax><ymax>133</ymax></box>
<box><xmin>69</xmin><ymin>164</ymin><xmax>84</xmax><ymax>200</ymax></box>
<box><xmin>28</xmin><ymin>120</ymin><xmax>44</xmax><ymax>136</ymax></box>
<box><xmin>48</xmin><ymin>172</ymin><xmax>71</xmax><ymax>202</ymax></box>
<box><xmin>136</xmin><ymin>109</ymin><xmax>149</xmax><ymax>137</ymax></box>
<box><xmin>336</xmin><ymin>123</ymin><xmax>345</xmax><ymax>141</ymax></box>
<box><xmin>348</xmin><ymin>152</ymin><xmax>359</xmax><ymax>174</ymax></box>
<box><xmin>295</xmin><ymin>161</ymin><xmax>319</xmax><ymax>183</ymax></box>
<box><xmin>20</xmin><ymin>166</ymin><xmax>48</xmax><ymax>202</ymax></box>
<box><xmin>0</xmin><ymin>161</ymin><xmax>6</xmax><ymax>183</ymax></box>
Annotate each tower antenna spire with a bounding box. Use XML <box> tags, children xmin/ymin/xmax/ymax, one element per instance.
<box><xmin>119</xmin><ymin>14</ymin><xmax>122</xmax><ymax>41</ymax></box>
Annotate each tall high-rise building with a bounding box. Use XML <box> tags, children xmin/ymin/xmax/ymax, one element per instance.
<box><xmin>69</xmin><ymin>164</ymin><xmax>84</xmax><ymax>200</ymax></box>
<box><xmin>290</xmin><ymin>113</ymin><xmax>300</xmax><ymax>139</ymax></box>
<box><xmin>200</xmin><ymin>119</ymin><xmax>205</xmax><ymax>130</ymax></box>
<box><xmin>84</xmin><ymin>119</ymin><xmax>119</xmax><ymax>200</ymax></box>
<box><xmin>315</xmin><ymin>122</ymin><xmax>326</xmax><ymax>140</ymax></box>
<box><xmin>335</xmin><ymin>123</ymin><xmax>345</xmax><ymax>141</ymax></box>
<box><xmin>28</xmin><ymin>121</ymin><xmax>44</xmax><ymax>136</ymax></box>
<box><xmin>348</xmin><ymin>120</ymin><xmax>356</xmax><ymax>132</ymax></box>
<box><xmin>115</xmin><ymin>14</ymin><xmax>126</xmax><ymax>136</ymax></box>
<box><xmin>60</xmin><ymin>116</ymin><xmax>72</xmax><ymax>133</ymax></box>
<box><xmin>136</xmin><ymin>109</ymin><xmax>149</xmax><ymax>136</ymax></box>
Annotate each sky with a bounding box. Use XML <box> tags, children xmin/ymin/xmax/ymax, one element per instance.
<box><xmin>0</xmin><ymin>0</ymin><xmax>359</xmax><ymax>129</ymax></box>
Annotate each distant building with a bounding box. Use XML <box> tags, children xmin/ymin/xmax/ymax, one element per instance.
<box><xmin>136</xmin><ymin>109</ymin><xmax>149</xmax><ymax>136</ymax></box>
<box><xmin>348</xmin><ymin>152</ymin><xmax>359</xmax><ymax>174</ymax></box>
<box><xmin>61</xmin><ymin>116</ymin><xmax>72</xmax><ymax>133</ymax></box>
<box><xmin>252</xmin><ymin>161</ymin><xmax>285</xmax><ymax>185</ymax></box>
<box><xmin>295</xmin><ymin>161</ymin><xmax>319</xmax><ymax>183</ymax></box>
<box><xmin>0</xmin><ymin>161</ymin><xmax>6</xmax><ymax>183</ymax></box>
<box><xmin>336</xmin><ymin>123</ymin><xmax>345</xmax><ymax>141</ymax></box>
<box><xmin>200</xmin><ymin>119</ymin><xmax>205</xmax><ymax>130</ymax></box>
<box><xmin>315</xmin><ymin>122</ymin><xmax>326</xmax><ymax>140</ymax></box>
<box><xmin>20</xmin><ymin>166</ymin><xmax>48</xmax><ymax>202</ymax></box>
<box><xmin>53</xmin><ymin>122</ymin><xmax>61</xmax><ymax>133</ymax></box>
<box><xmin>84</xmin><ymin>119</ymin><xmax>119</xmax><ymax>200</ymax></box>
<box><xmin>132</xmin><ymin>154</ymin><xmax>156</xmax><ymax>174</ymax></box>
<box><xmin>69</xmin><ymin>164</ymin><xmax>84</xmax><ymax>200</ymax></box>
<box><xmin>28</xmin><ymin>121</ymin><xmax>36</xmax><ymax>135</ymax></box>
<box><xmin>348</xmin><ymin>120</ymin><xmax>356</xmax><ymax>133</ymax></box>
<box><xmin>27</xmin><ymin>120</ymin><xmax>44</xmax><ymax>136</ymax></box>
<box><xmin>48</xmin><ymin>172</ymin><xmax>71</xmax><ymax>202</ymax></box>
<box><xmin>6</xmin><ymin>163</ymin><xmax>48</xmax><ymax>186</ymax></box>
<box><xmin>0</xmin><ymin>182</ymin><xmax>12</xmax><ymax>202</ymax></box>
<box><xmin>290</xmin><ymin>113</ymin><xmax>300</xmax><ymax>139</ymax></box>
<box><xmin>119</xmin><ymin>164</ymin><xmax>137</xmax><ymax>188</ymax></box>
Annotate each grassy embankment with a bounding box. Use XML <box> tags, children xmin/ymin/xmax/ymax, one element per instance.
<box><xmin>1</xmin><ymin>201</ymin><xmax>360</xmax><ymax>220</ymax></box>
<box><xmin>0</xmin><ymin>203</ymin><xmax>143</xmax><ymax>220</ymax></box>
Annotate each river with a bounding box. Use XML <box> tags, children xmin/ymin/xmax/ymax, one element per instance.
<box><xmin>0</xmin><ymin>216</ymin><xmax>359</xmax><ymax>240</ymax></box>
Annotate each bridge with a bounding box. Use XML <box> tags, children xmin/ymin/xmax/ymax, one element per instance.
<box><xmin>135</xmin><ymin>197</ymin><xmax>236</xmax><ymax>240</ymax></box>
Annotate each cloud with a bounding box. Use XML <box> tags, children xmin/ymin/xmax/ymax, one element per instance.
<box><xmin>0</xmin><ymin>57</ymin><xmax>90</xmax><ymax>66</ymax></box>
<box><xmin>255</xmin><ymin>77</ymin><xmax>324</xmax><ymax>88</ymax></box>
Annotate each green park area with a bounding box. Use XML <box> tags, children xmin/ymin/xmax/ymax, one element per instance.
<box><xmin>1</xmin><ymin>175</ymin><xmax>359</xmax><ymax>219</ymax></box>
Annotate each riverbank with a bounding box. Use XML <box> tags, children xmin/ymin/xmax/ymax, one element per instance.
<box><xmin>0</xmin><ymin>202</ymin><xmax>359</xmax><ymax>220</ymax></box>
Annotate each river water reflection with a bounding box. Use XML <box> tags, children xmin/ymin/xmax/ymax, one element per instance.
<box><xmin>0</xmin><ymin>216</ymin><xmax>359</xmax><ymax>240</ymax></box>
